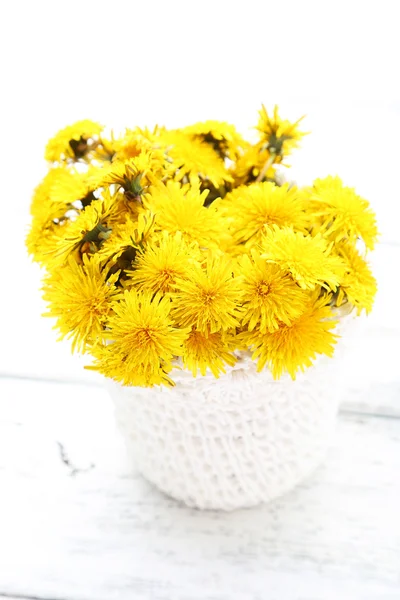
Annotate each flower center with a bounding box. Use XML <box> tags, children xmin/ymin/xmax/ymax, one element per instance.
<box><xmin>201</xmin><ymin>291</ymin><xmax>216</xmax><ymax>305</ymax></box>
<box><xmin>137</xmin><ymin>327</ymin><xmax>156</xmax><ymax>347</ymax></box>
<box><xmin>256</xmin><ymin>281</ymin><xmax>271</xmax><ymax>297</ymax></box>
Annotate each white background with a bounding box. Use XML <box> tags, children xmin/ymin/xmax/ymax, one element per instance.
<box><xmin>0</xmin><ymin>0</ymin><xmax>400</xmax><ymax>382</ymax></box>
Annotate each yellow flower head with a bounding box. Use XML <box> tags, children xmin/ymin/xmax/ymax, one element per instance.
<box><xmin>238</xmin><ymin>251</ymin><xmax>309</xmax><ymax>332</ymax></box>
<box><xmin>240</xmin><ymin>294</ymin><xmax>338</xmax><ymax>379</ymax></box>
<box><xmin>308</xmin><ymin>176</ymin><xmax>378</xmax><ymax>250</ymax></box>
<box><xmin>27</xmin><ymin>169</ymin><xmax>77</xmax><ymax>264</ymax></box>
<box><xmin>172</xmin><ymin>253</ymin><xmax>243</xmax><ymax>334</ymax></box>
<box><xmin>219</xmin><ymin>182</ymin><xmax>309</xmax><ymax>247</ymax></box>
<box><xmin>162</xmin><ymin>130</ymin><xmax>233</xmax><ymax>187</ymax></box>
<box><xmin>98</xmin><ymin>211</ymin><xmax>156</xmax><ymax>282</ymax></box>
<box><xmin>30</xmin><ymin>107</ymin><xmax>379</xmax><ymax>386</ymax></box>
<box><xmin>91</xmin><ymin>134</ymin><xmax>119</xmax><ymax>163</ymax></box>
<box><xmin>128</xmin><ymin>231</ymin><xmax>200</xmax><ymax>294</ymax></box>
<box><xmin>88</xmin><ymin>150</ymin><xmax>165</xmax><ymax>197</ymax></box>
<box><xmin>42</xmin><ymin>254</ymin><xmax>120</xmax><ymax>354</ymax></box>
<box><xmin>49</xmin><ymin>189</ymin><xmax>124</xmax><ymax>266</ymax></box>
<box><xmin>30</xmin><ymin>168</ymin><xmax>74</xmax><ymax>218</ymax></box>
<box><xmin>182</xmin><ymin>328</ymin><xmax>237</xmax><ymax>378</ymax></box>
<box><xmin>232</xmin><ymin>143</ymin><xmax>277</xmax><ymax>186</ymax></box>
<box><xmin>26</xmin><ymin>210</ymin><xmax>68</xmax><ymax>266</ymax></box>
<box><xmin>99</xmin><ymin>210</ymin><xmax>155</xmax><ymax>257</ymax></box>
<box><xmin>256</xmin><ymin>105</ymin><xmax>307</xmax><ymax>157</ymax></box>
<box><xmin>91</xmin><ymin>290</ymin><xmax>189</xmax><ymax>387</ymax></box>
<box><xmin>45</xmin><ymin>119</ymin><xmax>103</xmax><ymax>162</ymax></box>
<box><xmin>182</xmin><ymin>120</ymin><xmax>246</xmax><ymax>159</ymax></box>
<box><xmin>261</xmin><ymin>225</ymin><xmax>345</xmax><ymax>291</ymax></box>
<box><xmin>336</xmin><ymin>244</ymin><xmax>377</xmax><ymax>314</ymax></box>
<box><xmin>46</xmin><ymin>168</ymin><xmax>97</xmax><ymax>207</ymax></box>
<box><xmin>116</xmin><ymin>126</ymin><xmax>164</xmax><ymax>161</ymax></box>
<box><xmin>144</xmin><ymin>180</ymin><xmax>227</xmax><ymax>248</ymax></box>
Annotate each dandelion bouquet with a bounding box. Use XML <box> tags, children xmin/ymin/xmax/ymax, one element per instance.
<box><xmin>27</xmin><ymin>107</ymin><xmax>378</xmax><ymax>389</ymax></box>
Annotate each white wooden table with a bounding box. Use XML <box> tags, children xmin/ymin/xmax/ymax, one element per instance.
<box><xmin>1</xmin><ymin>235</ymin><xmax>400</xmax><ymax>600</ymax></box>
<box><xmin>1</xmin><ymin>343</ymin><xmax>400</xmax><ymax>600</ymax></box>
<box><xmin>1</xmin><ymin>245</ymin><xmax>400</xmax><ymax>600</ymax></box>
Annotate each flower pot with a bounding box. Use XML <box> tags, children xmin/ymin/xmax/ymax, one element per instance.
<box><xmin>107</xmin><ymin>323</ymin><xmax>352</xmax><ymax>511</ymax></box>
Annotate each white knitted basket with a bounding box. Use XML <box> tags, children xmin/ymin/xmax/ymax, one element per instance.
<box><xmin>107</xmin><ymin>316</ymin><xmax>355</xmax><ymax>511</ymax></box>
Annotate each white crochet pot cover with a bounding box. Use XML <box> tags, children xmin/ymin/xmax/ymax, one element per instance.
<box><xmin>107</xmin><ymin>321</ymin><xmax>354</xmax><ymax>511</ymax></box>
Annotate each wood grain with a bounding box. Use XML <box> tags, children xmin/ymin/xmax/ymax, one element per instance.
<box><xmin>0</xmin><ymin>380</ymin><xmax>399</xmax><ymax>600</ymax></box>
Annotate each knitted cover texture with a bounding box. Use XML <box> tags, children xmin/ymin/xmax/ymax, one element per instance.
<box><xmin>108</xmin><ymin>317</ymin><xmax>354</xmax><ymax>510</ymax></box>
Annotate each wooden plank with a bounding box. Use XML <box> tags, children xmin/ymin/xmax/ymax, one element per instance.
<box><xmin>0</xmin><ymin>381</ymin><xmax>399</xmax><ymax>599</ymax></box>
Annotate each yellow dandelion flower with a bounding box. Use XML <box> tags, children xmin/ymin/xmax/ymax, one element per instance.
<box><xmin>42</xmin><ymin>254</ymin><xmax>120</xmax><ymax>353</ymax></box>
<box><xmin>116</xmin><ymin>126</ymin><xmax>165</xmax><ymax>161</ymax></box>
<box><xmin>218</xmin><ymin>182</ymin><xmax>309</xmax><ymax>247</ymax></box>
<box><xmin>261</xmin><ymin>225</ymin><xmax>345</xmax><ymax>291</ymax></box>
<box><xmin>99</xmin><ymin>210</ymin><xmax>156</xmax><ymax>261</ymax></box>
<box><xmin>97</xmin><ymin>212</ymin><xmax>157</xmax><ymax>284</ymax></box>
<box><xmin>90</xmin><ymin>291</ymin><xmax>189</xmax><ymax>387</ymax></box>
<box><xmin>28</xmin><ymin>166</ymin><xmax>105</xmax><ymax>263</ymax></box>
<box><xmin>238</xmin><ymin>251</ymin><xmax>309</xmax><ymax>332</ymax></box>
<box><xmin>182</xmin><ymin>328</ymin><xmax>237</xmax><ymax>378</ymax></box>
<box><xmin>232</xmin><ymin>143</ymin><xmax>277</xmax><ymax>186</ymax></box>
<box><xmin>89</xmin><ymin>348</ymin><xmax>172</xmax><ymax>387</ymax></box>
<box><xmin>240</xmin><ymin>294</ymin><xmax>338</xmax><ymax>379</ymax></box>
<box><xmin>45</xmin><ymin>119</ymin><xmax>103</xmax><ymax>162</ymax></box>
<box><xmin>49</xmin><ymin>189</ymin><xmax>124</xmax><ymax>266</ymax></box>
<box><xmin>128</xmin><ymin>232</ymin><xmax>200</xmax><ymax>294</ymax></box>
<box><xmin>30</xmin><ymin>168</ymin><xmax>73</xmax><ymax>218</ymax></box>
<box><xmin>144</xmin><ymin>180</ymin><xmax>226</xmax><ymax>247</ymax></box>
<box><xmin>47</xmin><ymin>168</ymin><xmax>97</xmax><ymax>207</ymax></box>
<box><xmin>256</xmin><ymin>105</ymin><xmax>307</xmax><ymax>157</ymax></box>
<box><xmin>172</xmin><ymin>253</ymin><xmax>242</xmax><ymax>334</ymax></box>
<box><xmin>91</xmin><ymin>134</ymin><xmax>119</xmax><ymax>162</ymax></box>
<box><xmin>162</xmin><ymin>130</ymin><xmax>233</xmax><ymax>187</ymax></box>
<box><xmin>308</xmin><ymin>176</ymin><xmax>378</xmax><ymax>250</ymax></box>
<box><xmin>182</xmin><ymin>120</ymin><xmax>246</xmax><ymax>159</ymax></box>
<box><xmin>88</xmin><ymin>150</ymin><xmax>165</xmax><ymax>198</ymax></box>
<box><xmin>336</xmin><ymin>244</ymin><xmax>377</xmax><ymax>314</ymax></box>
<box><xmin>26</xmin><ymin>209</ymin><xmax>68</xmax><ymax>265</ymax></box>
<box><xmin>30</xmin><ymin>109</ymin><xmax>380</xmax><ymax>387</ymax></box>
<box><xmin>27</xmin><ymin>169</ymin><xmax>77</xmax><ymax>263</ymax></box>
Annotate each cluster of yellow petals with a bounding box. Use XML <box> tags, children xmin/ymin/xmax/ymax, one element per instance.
<box><xmin>27</xmin><ymin>108</ymin><xmax>378</xmax><ymax>386</ymax></box>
